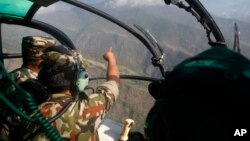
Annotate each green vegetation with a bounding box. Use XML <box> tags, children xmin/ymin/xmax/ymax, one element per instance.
<box><xmin>2</xmin><ymin>3</ymin><xmax>250</xmax><ymax>134</ymax></box>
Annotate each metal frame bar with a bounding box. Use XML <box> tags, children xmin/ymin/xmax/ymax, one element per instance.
<box><xmin>62</xmin><ymin>0</ymin><xmax>166</xmax><ymax>77</ymax></box>
<box><xmin>0</xmin><ymin>19</ymin><xmax>76</xmax><ymax>59</ymax></box>
<box><xmin>90</xmin><ymin>75</ymin><xmax>162</xmax><ymax>82</ymax></box>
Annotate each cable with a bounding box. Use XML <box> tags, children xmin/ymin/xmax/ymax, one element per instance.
<box><xmin>0</xmin><ymin>61</ymin><xmax>63</xmax><ymax>141</ymax></box>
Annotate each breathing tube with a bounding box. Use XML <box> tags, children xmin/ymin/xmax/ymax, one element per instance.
<box><xmin>0</xmin><ymin>62</ymin><xmax>63</xmax><ymax>141</ymax></box>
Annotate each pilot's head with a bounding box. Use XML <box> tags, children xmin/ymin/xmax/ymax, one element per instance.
<box><xmin>38</xmin><ymin>45</ymin><xmax>88</xmax><ymax>95</ymax></box>
<box><xmin>38</xmin><ymin>45</ymin><xmax>76</xmax><ymax>93</ymax></box>
<box><xmin>145</xmin><ymin>47</ymin><xmax>250</xmax><ymax>140</ymax></box>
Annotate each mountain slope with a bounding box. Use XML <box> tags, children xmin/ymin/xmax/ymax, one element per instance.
<box><xmin>2</xmin><ymin>3</ymin><xmax>250</xmax><ymax>133</ymax></box>
<box><xmin>201</xmin><ymin>0</ymin><xmax>250</xmax><ymax>23</ymax></box>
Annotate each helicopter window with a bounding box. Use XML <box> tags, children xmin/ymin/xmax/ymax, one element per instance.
<box><xmin>200</xmin><ymin>0</ymin><xmax>250</xmax><ymax>59</ymax></box>
<box><xmin>33</xmin><ymin>1</ymin><xmax>158</xmax><ymax>133</ymax></box>
<box><xmin>3</xmin><ymin>0</ymin><xmax>249</xmax><ymax>138</ymax></box>
<box><xmin>33</xmin><ymin>2</ymin><xmax>161</xmax><ymax>77</ymax></box>
<box><xmin>30</xmin><ymin>1</ymin><xmax>214</xmax><ymax>133</ymax></box>
<box><xmin>1</xmin><ymin>24</ymin><xmax>57</xmax><ymax>71</ymax></box>
<box><xmin>32</xmin><ymin>1</ymin><xmax>213</xmax><ymax>74</ymax></box>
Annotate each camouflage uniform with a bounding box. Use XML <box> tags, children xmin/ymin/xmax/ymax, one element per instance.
<box><xmin>1</xmin><ymin>36</ymin><xmax>56</xmax><ymax>94</ymax></box>
<box><xmin>10</xmin><ymin>67</ymin><xmax>38</xmax><ymax>83</ymax></box>
<box><xmin>11</xmin><ymin>36</ymin><xmax>56</xmax><ymax>83</ymax></box>
<box><xmin>33</xmin><ymin>46</ymin><xmax>119</xmax><ymax>141</ymax></box>
<box><xmin>33</xmin><ymin>81</ymin><xmax>119</xmax><ymax>141</ymax></box>
<box><xmin>0</xmin><ymin>36</ymin><xmax>56</xmax><ymax>140</ymax></box>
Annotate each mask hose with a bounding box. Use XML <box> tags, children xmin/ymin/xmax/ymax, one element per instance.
<box><xmin>0</xmin><ymin>62</ymin><xmax>63</xmax><ymax>141</ymax></box>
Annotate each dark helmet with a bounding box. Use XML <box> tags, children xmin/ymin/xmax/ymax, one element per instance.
<box><xmin>145</xmin><ymin>47</ymin><xmax>250</xmax><ymax>141</ymax></box>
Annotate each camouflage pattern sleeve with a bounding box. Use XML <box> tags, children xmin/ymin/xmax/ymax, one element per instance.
<box><xmin>0</xmin><ymin>67</ymin><xmax>38</xmax><ymax>95</ymax></box>
<box><xmin>82</xmin><ymin>80</ymin><xmax>119</xmax><ymax>120</ymax></box>
<box><xmin>97</xmin><ymin>80</ymin><xmax>119</xmax><ymax>100</ymax></box>
<box><xmin>11</xmin><ymin>67</ymin><xmax>38</xmax><ymax>83</ymax></box>
<box><xmin>32</xmin><ymin>81</ymin><xmax>119</xmax><ymax>141</ymax></box>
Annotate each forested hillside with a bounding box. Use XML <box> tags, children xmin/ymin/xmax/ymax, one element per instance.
<box><xmin>2</xmin><ymin>2</ymin><xmax>250</xmax><ymax>133</ymax></box>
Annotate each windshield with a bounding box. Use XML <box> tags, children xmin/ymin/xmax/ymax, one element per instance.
<box><xmin>33</xmin><ymin>0</ymin><xmax>212</xmax><ymax>74</ymax></box>
<box><xmin>200</xmin><ymin>0</ymin><xmax>250</xmax><ymax>57</ymax></box>
<box><xmin>2</xmin><ymin>0</ymin><xmax>250</xmax><ymax>135</ymax></box>
<box><xmin>2</xmin><ymin>1</ymin><xmax>250</xmax><ymax>75</ymax></box>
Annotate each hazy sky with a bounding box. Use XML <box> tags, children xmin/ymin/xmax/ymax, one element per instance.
<box><xmin>39</xmin><ymin>0</ymin><xmax>164</xmax><ymax>14</ymax></box>
<box><xmin>38</xmin><ymin>0</ymin><xmax>249</xmax><ymax>21</ymax></box>
<box><xmin>108</xmin><ymin>0</ymin><xmax>164</xmax><ymax>6</ymax></box>
<box><xmin>81</xmin><ymin>0</ymin><xmax>164</xmax><ymax>6</ymax></box>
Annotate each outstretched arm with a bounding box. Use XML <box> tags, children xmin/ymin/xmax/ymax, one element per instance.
<box><xmin>103</xmin><ymin>47</ymin><xmax>120</xmax><ymax>86</ymax></box>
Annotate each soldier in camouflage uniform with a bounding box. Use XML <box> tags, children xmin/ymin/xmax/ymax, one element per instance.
<box><xmin>1</xmin><ymin>36</ymin><xmax>56</xmax><ymax>94</ymax></box>
<box><xmin>11</xmin><ymin>36</ymin><xmax>56</xmax><ymax>83</ymax></box>
<box><xmin>35</xmin><ymin>45</ymin><xmax>119</xmax><ymax>141</ymax></box>
<box><xmin>0</xmin><ymin>36</ymin><xmax>56</xmax><ymax>140</ymax></box>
